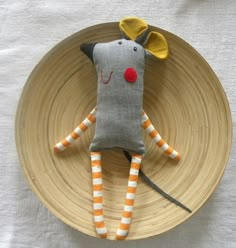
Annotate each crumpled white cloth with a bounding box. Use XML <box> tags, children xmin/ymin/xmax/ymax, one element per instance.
<box><xmin>0</xmin><ymin>0</ymin><xmax>236</xmax><ymax>247</ymax></box>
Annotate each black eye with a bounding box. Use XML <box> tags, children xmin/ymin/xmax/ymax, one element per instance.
<box><xmin>118</xmin><ymin>41</ymin><xmax>122</xmax><ymax>45</ymax></box>
<box><xmin>133</xmin><ymin>47</ymin><xmax>137</xmax><ymax>52</ymax></box>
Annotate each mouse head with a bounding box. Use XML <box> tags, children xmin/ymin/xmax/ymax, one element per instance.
<box><xmin>80</xmin><ymin>17</ymin><xmax>169</xmax><ymax>87</ymax></box>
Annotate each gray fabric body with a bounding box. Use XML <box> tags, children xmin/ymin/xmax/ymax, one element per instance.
<box><xmin>89</xmin><ymin>39</ymin><xmax>145</xmax><ymax>155</ymax></box>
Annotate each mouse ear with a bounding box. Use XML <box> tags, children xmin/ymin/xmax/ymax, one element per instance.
<box><xmin>119</xmin><ymin>17</ymin><xmax>148</xmax><ymax>40</ymax></box>
<box><xmin>144</xmin><ymin>31</ymin><xmax>168</xmax><ymax>60</ymax></box>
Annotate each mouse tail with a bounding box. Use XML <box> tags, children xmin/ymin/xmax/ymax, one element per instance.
<box><xmin>123</xmin><ymin>150</ymin><xmax>192</xmax><ymax>213</ymax></box>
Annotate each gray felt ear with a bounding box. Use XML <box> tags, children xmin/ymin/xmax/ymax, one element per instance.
<box><xmin>135</xmin><ymin>29</ymin><xmax>149</xmax><ymax>45</ymax></box>
<box><xmin>80</xmin><ymin>43</ymin><xmax>97</xmax><ymax>63</ymax></box>
<box><xmin>144</xmin><ymin>49</ymin><xmax>151</xmax><ymax>57</ymax></box>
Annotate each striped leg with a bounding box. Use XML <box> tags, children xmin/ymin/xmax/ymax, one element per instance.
<box><xmin>116</xmin><ymin>154</ymin><xmax>142</xmax><ymax>240</ymax></box>
<box><xmin>54</xmin><ymin>107</ymin><xmax>96</xmax><ymax>152</ymax></box>
<box><xmin>91</xmin><ymin>152</ymin><xmax>107</xmax><ymax>239</ymax></box>
<box><xmin>142</xmin><ymin>111</ymin><xmax>181</xmax><ymax>161</ymax></box>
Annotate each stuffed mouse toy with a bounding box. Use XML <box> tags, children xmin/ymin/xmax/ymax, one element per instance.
<box><xmin>54</xmin><ymin>17</ymin><xmax>190</xmax><ymax>240</ymax></box>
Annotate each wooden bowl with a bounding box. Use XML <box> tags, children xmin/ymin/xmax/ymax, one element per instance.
<box><xmin>15</xmin><ymin>22</ymin><xmax>232</xmax><ymax>240</ymax></box>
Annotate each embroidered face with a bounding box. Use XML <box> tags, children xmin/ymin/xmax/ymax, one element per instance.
<box><xmin>94</xmin><ymin>39</ymin><xmax>145</xmax><ymax>86</ymax></box>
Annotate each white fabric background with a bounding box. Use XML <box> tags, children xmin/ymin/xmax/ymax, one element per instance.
<box><xmin>0</xmin><ymin>0</ymin><xmax>235</xmax><ymax>247</ymax></box>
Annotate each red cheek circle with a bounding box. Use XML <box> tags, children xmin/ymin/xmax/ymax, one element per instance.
<box><xmin>124</xmin><ymin>67</ymin><xmax>138</xmax><ymax>83</ymax></box>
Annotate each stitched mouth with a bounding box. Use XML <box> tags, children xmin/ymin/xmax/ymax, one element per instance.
<box><xmin>101</xmin><ymin>70</ymin><xmax>113</xmax><ymax>84</ymax></box>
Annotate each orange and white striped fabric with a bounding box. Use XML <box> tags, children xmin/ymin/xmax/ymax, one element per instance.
<box><xmin>90</xmin><ymin>152</ymin><xmax>107</xmax><ymax>238</ymax></box>
<box><xmin>54</xmin><ymin>107</ymin><xmax>96</xmax><ymax>153</ymax></box>
<box><xmin>142</xmin><ymin>111</ymin><xmax>181</xmax><ymax>160</ymax></box>
<box><xmin>54</xmin><ymin>107</ymin><xmax>181</xmax><ymax>239</ymax></box>
<box><xmin>115</xmin><ymin>154</ymin><xmax>142</xmax><ymax>240</ymax></box>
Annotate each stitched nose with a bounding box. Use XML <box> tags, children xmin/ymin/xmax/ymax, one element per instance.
<box><xmin>124</xmin><ymin>67</ymin><xmax>138</xmax><ymax>83</ymax></box>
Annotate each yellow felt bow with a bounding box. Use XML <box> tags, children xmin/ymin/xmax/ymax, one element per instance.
<box><xmin>119</xmin><ymin>17</ymin><xmax>168</xmax><ymax>60</ymax></box>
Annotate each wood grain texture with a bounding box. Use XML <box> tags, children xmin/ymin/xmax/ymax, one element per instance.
<box><xmin>15</xmin><ymin>22</ymin><xmax>232</xmax><ymax>240</ymax></box>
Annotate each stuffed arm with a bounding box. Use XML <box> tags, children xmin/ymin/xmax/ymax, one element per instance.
<box><xmin>54</xmin><ymin>107</ymin><xmax>97</xmax><ymax>152</ymax></box>
<box><xmin>141</xmin><ymin>110</ymin><xmax>180</xmax><ymax>160</ymax></box>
